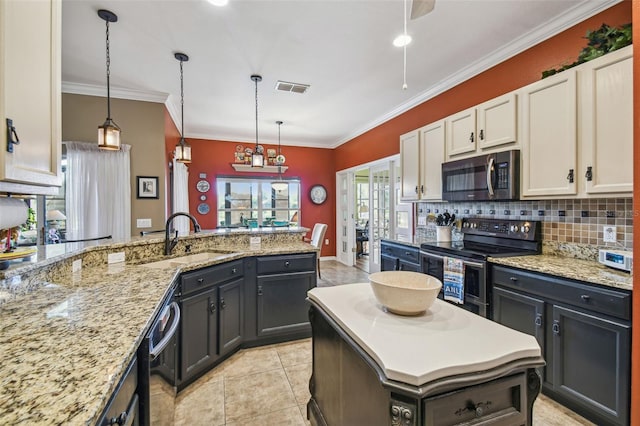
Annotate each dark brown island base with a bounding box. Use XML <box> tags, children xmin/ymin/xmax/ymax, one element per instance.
<box><xmin>306</xmin><ymin>284</ymin><xmax>545</xmax><ymax>426</ymax></box>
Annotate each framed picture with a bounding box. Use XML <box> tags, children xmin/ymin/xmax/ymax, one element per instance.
<box><xmin>137</xmin><ymin>176</ymin><xmax>159</xmax><ymax>199</ymax></box>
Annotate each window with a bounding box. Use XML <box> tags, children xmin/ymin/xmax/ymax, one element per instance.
<box><xmin>216</xmin><ymin>177</ymin><xmax>300</xmax><ymax>228</ymax></box>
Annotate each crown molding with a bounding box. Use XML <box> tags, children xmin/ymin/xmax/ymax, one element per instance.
<box><xmin>332</xmin><ymin>0</ymin><xmax>622</xmax><ymax>148</ymax></box>
<box><xmin>62</xmin><ymin>81</ymin><xmax>169</xmax><ymax>104</ymax></box>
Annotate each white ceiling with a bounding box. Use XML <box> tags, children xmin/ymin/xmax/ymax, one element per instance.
<box><xmin>61</xmin><ymin>0</ymin><xmax>618</xmax><ymax>149</ymax></box>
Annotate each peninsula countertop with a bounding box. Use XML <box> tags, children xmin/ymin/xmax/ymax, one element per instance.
<box><xmin>0</xmin><ymin>228</ymin><xmax>316</xmax><ymax>425</ymax></box>
<box><xmin>307</xmin><ymin>283</ymin><xmax>543</xmax><ymax>387</ymax></box>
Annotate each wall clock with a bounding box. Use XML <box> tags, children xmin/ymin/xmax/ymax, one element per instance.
<box><xmin>310</xmin><ymin>184</ymin><xmax>327</xmax><ymax>205</ymax></box>
<box><xmin>196</xmin><ymin>179</ymin><xmax>210</xmax><ymax>193</ymax></box>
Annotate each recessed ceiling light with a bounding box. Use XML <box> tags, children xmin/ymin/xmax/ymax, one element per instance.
<box><xmin>393</xmin><ymin>34</ymin><xmax>412</xmax><ymax>47</ymax></box>
<box><xmin>207</xmin><ymin>0</ymin><xmax>228</xmax><ymax>6</ymax></box>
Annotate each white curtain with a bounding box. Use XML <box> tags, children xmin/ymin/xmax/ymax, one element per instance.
<box><xmin>64</xmin><ymin>141</ymin><xmax>131</xmax><ymax>241</ymax></box>
<box><xmin>172</xmin><ymin>155</ymin><xmax>191</xmax><ymax>236</ymax></box>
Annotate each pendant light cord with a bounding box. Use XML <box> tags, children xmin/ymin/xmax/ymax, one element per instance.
<box><xmin>254</xmin><ymin>78</ymin><xmax>259</xmax><ymax>150</ymax></box>
<box><xmin>105</xmin><ymin>19</ymin><xmax>112</xmax><ymax>119</ymax></box>
<box><xmin>180</xmin><ymin>59</ymin><xmax>185</xmax><ymax>141</ymax></box>
<box><xmin>402</xmin><ymin>0</ymin><xmax>408</xmax><ymax>90</ymax></box>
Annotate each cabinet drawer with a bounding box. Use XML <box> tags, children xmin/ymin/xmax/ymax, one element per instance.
<box><xmin>381</xmin><ymin>241</ymin><xmax>419</xmax><ymax>263</ymax></box>
<box><xmin>423</xmin><ymin>373</ymin><xmax>527</xmax><ymax>426</ymax></box>
<box><xmin>181</xmin><ymin>260</ymin><xmax>244</xmax><ymax>296</ymax></box>
<box><xmin>492</xmin><ymin>265</ymin><xmax>631</xmax><ymax>321</ymax></box>
<box><xmin>256</xmin><ymin>253</ymin><xmax>316</xmax><ymax>275</ymax></box>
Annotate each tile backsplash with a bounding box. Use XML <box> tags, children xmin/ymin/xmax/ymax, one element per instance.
<box><xmin>416</xmin><ymin>198</ymin><xmax>633</xmax><ymax>250</ymax></box>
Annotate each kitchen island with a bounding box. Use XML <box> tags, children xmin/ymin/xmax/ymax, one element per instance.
<box><xmin>307</xmin><ymin>283</ymin><xmax>545</xmax><ymax>426</ymax></box>
<box><xmin>0</xmin><ymin>227</ymin><xmax>317</xmax><ymax>425</ymax></box>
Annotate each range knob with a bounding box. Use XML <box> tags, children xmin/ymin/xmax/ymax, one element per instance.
<box><xmin>522</xmin><ymin>224</ymin><xmax>530</xmax><ymax>233</ymax></box>
<box><xmin>510</xmin><ymin>225</ymin><xmax>518</xmax><ymax>232</ymax></box>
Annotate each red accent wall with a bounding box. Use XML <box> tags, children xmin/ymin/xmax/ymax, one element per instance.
<box><xmin>163</xmin><ymin>132</ymin><xmax>336</xmax><ymax>255</ymax></box>
<box><xmin>334</xmin><ymin>2</ymin><xmax>632</xmax><ymax>171</ymax></box>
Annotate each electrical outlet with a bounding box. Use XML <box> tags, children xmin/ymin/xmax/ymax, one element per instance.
<box><xmin>417</xmin><ymin>216</ymin><xmax>427</xmax><ymax>226</ymax></box>
<box><xmin>72</xmin><ymin>259</ymin><xmax>82</xmax><ymax>272</ymax></box>
<box><xmin>136</xmin><ymin>218</ymin><xmax>152</xmax><ymax>228</ymax></box>
<box><xmin>603</xmin><ymin>226</ymin><xmax>617</xmax><ymax>243</ymax></box>
<box><xmin>108</xmin><ymin>252</ymin><xmax>125</xmax><ymax>264</ymax></box>
<box><xmin>325</xmin><ymin>239</ymin><xmax>329</xmax><ymax>245</ymax></box>
<box><xmin>250</xmin><ymin>236</ymin><xmax>261</xmax><ymax>245</ymax></box>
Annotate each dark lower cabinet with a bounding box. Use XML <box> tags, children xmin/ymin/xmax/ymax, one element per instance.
<box><xmin>219</xmin><ymin>277</ymin><xmax>244</xmax><ymax>356</ymax></box>
<box><xmin>380</xmin><ymin>240</ymin><xmax>420</xmax><ymax>272</ymax></box>
<box><xmin>179</xmin><ymin>286</ymin><xmax>219</xmax><ymax>383</ymax></box>
<box><xmin>492</xmin><ymin>265</ymin><xmax>631</xmax><ymax>426</ymax></box>
<box><xmin>257</xmin><ymin>271</ymin><xmax>315</xmax><ymax>337</ymax></box>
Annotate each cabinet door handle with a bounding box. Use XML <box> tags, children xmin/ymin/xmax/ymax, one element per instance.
<box><xmin>5</xmin><ymin>118</ymin><xmax>20</xmax><ymax>153</ymax></box>
<box><xmin>231</xmin><ymin>268</ymin><xmax>237</xmax><ymax>274</ymax></box>
<box><xmin>414</xmin><ymin>185</ymin><xmax>418</xmax><ymax>194</ymax></box>
<box><xmin>535</xmin><ymin>314</ymin><xmax>542</xmax><ymax>327</ymax></box>
<box><xmin>469</xmin><ymin>132</ymin><xmax>474</xmax><ymax>143</ymax></box>
<box><xmin>220</xmin><ymin>298</ymin><xmax>226</xmax><ymax>309</ymax></box>
<box><xmin>257</xmin><ymin>285</ymin><xmax>263</xmax><ymax>296</ymax></box>
<box><xmin>580</xmin><ymin>294</ymin><xmax>591</xmax><ymax>303</ymax></box>
<box><xmin>552</xmin><ymin>320</ymin><xmax>560</xmax><ymax>335</ymax></box>
<box><xmin>585</xmin><ymin>166</ymin><xmax>593</xmax><ymax>181</ymax></box>
<box><xmin>209</xmin><ymin>302</ymin><xmax>216</xmax><ymax>313</ymax></box>
<box><xmin>479</xmin><ymin>129</ymin><xmax>484</xmax><ymax>140</ymax></box>
<box><xmin>284</xmin><ymin>261</ymin><xmax>290</xmax><ymax>267</ymax></box>
<box><xmin>509</xmin><ymin>276</ymin><xmax>518</xmax><ymax>282</ymax></box>
<box><xmin>567</xmin><ymin>169</ymin><xmax>574</xmax><ymax>183</ymax></box>
<box><xmin>420</xmin><ymin>185</ymin><xmax>424</xmax><ymax>194</ymax></box>
<box><xmin>197</xmin><ymin>278</ymin><xmax>204</xmax><ymax>284</ymax></box>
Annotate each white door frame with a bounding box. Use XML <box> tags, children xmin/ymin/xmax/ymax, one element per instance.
<box><xmin>335</xmin><ymin>171</ymin><xmax>355</xmax><ymax>266</ymax></box>
<box><xmin>335</xmin><ymin>154</ymin><xmax>399</xmax><ymax>267</ymax></box>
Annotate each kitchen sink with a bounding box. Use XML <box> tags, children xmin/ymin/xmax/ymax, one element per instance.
<box><xmin>141</xmin><ymin>252</ymin><xmax>231</xmax><ymax>269</ymax></box>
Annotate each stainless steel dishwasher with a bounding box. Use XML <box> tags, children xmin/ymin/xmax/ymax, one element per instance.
<box><xmin>138</xmin><ymin>283</ymin><xmax>181</xmax><ymax>426</ymax></box>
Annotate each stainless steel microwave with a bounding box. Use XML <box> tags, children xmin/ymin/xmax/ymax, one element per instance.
<box><xmin>442</xmin><ymin>150</ymin><xmax>519</xmax><ymax>201</ymax></box>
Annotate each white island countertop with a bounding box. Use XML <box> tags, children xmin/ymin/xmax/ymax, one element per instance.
<box><xmin>308</xmin><ymin>283</ymin><xmax>542</xmax><ymax>387</ymax></box>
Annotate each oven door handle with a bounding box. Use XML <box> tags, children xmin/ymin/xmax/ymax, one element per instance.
<box><xmin>486</xmin><ymin>156</ymin><xmax>495</xmax><ymax>197</ymax></box>
<box><xmin>149</xmin><ymin>301</ymin><xmax>181</xmax><ymax>360</ymax></box>
<box><xmin>420</xmin><ymin>251</ymin><xmax>485</xmax><ymax>269</ymax></box>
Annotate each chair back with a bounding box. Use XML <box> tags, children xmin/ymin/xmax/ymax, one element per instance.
<box><xmin>310</xmin><ymin>223</ymin><xmax>328</xmax><ymax>250</ymax></box>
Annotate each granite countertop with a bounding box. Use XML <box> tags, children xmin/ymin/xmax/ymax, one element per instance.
<box><xmin>308</xmin><ymin>283</ymin><xmax>543</xmax><ymax>387</ymax></box>
<box><xmin>0</xmin><ymin>235</ymin><xmax>316</xmax><ymax>424</ymax></box>
<box><xmin>490</xmin><ymin>255</ymin><xmax>632</xmax><ymax>292</ymax></box>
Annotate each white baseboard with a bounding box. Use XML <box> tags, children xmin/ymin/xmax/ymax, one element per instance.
<box><xmin>319</xmin><ymin>256</ymin><xmax>336</xmax><ymax>262</ymax></box>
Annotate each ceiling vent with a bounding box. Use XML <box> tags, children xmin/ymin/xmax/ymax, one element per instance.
<box><xmin>275</xmin><ymin>80</ymin><xmax>310</xmax><ymax>94</ymax></box>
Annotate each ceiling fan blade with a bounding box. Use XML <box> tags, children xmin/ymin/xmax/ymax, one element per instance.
<box><xmin>410</xmin><ymin>0</ymin><xmax>435</xmax><ymax>19</ymax></box>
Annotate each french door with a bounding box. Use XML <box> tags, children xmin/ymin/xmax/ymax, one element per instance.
<box><xmin>369</xmin><ymin>164</ymin><xmax>392</xmax><ymax>273</ymax></box>
<box><xmin>336</xmin><ymin>172</ymin><xmax>355</xmax><ymax>266</ymax></box>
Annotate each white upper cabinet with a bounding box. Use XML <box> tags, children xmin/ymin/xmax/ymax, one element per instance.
<box><xmin>418</xmin><ymin>120</ymin><xmax>445</xmax><ymax>201</ymax></box>
<box><xmin>0</xmin><ymin>0</ymin><xmax>62</xmax><ymax>191</ymax></box>
<box><xmin>445</xmin><ymin>93</ymin><xmax>517</xmax><ymax>160</ymax></box>
<box><xmin>399</xmin><ymin>120</ymin><xmax>446</xmax><ymax>202</ymax></box>
<box><xmin>578</xmin><ymin>45</ymin><xmax>633</xmax><ymax>196</ymax></box>
<box><xmin>520</xmin><ymin>70</ymin><xmax>578</xmax><ymax>198</ymax></box>
<box><xmin>399</xmin><ymin>130</ymin><xmax>420</xmax><ymax>201</ymax></box>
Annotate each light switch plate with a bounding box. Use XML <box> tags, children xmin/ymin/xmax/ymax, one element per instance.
<box><xmin>72</xmin><ymin>259</ymin><xmax>82</xmax><ymax>272</ymax></box>
<box><xmin>137</xmin><ymin>218</ymin><xmax>152</xmax><ymax>228</ymax></box>
<box><xmin>250</xmin><ymin>237</ymin><xmax>261</xmax><ymax>245</ymax></box>
<box><xmin>108</xmin><ymin>252</ymin><xmax>126</xmax><ymax>264</ymax></box>
<box><xmin>603</xmin><ymin>226</ymin><xmax>617</xmax><ymax>243</ymax></box>
<box><xmin>417</xmin><ymin>216</ymin><xmax>427</xmax><ymax>226</ymax></box>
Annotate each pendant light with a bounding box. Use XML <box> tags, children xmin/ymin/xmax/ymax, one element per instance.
<box><xmin>250</xmin><ymin>75</ymin><xmax>264</xmax><ymax>167</ymax></box>
<box><xmin>174</xmin><ymin>52</ymin><xmax>191</xmax><ymax>163</ymax></box>
<box><xmin>271</xmin><ymin>121</ymin><xmax>288</xmax><ymax>192</ymax></box>
<box><xmin>97</xmin><ymin>9</ymin><xmax>121</xmax><ymax>150</ymax></box>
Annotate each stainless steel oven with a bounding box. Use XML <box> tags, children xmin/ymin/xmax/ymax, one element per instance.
<box><xmin>138</xmin><ymin>284</ymin><xmax>181</xmax><ymax>426</ymax></box>
<box><xmin>421</xmin><ymin>250</ymin><xmax>488</xmax><ymax>316</ymax></box>
<box><xmin>442</xmin><ymin>149</ymin><xmax>519</xmax><ymax>201</ymax></box>
<box><xmin>420</xmin><ymin>218</ymin><xmax>541</xmax><ymax>318</ymax></box>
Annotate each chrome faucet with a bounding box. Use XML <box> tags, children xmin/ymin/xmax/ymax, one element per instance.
<box><xmin>165</xmin><ymin>212</ymin><xmax>201</xmax><ymax>255</ymax></box>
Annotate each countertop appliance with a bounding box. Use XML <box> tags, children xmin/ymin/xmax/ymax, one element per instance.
<box><xmin>138</xmin><ymin>283</ymin><xmax>181</xmax><ymax>426</ymax></box>
<box><xmin>420</xmin><ymin>218</ymin><xmax>541</xmax><ymax>317</ymax></box>
<box><xmin>599</xmin><ymin>248</ymin><xmax>633</xmax><ymax>272</ymax></box>
<box><xmin>442</xmin><ymin>149</ymin><xmax>519</xmax><ymax>201</ymax></box>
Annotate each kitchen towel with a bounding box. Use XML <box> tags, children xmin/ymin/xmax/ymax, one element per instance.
<box><xmin>0</xmin><ymin>197</ymin><xmax>28</xmax><ymax>230</ymax></box>
<box><xmin>443</xmin><ymin>256</ymin><xmax>465</xmax><ymax>304</ymax></box>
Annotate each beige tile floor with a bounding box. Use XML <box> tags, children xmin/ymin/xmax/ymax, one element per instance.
<box><xmin>174</xmin><ymin>261</ymin><xmax>594</xmax><ymax>426</ymax></box>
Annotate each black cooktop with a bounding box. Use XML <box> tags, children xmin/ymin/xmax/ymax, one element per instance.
<box><xmin>420</xmin><ymin>218</ymin><xmax>541</xmax><ymax>260</ymax></box>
